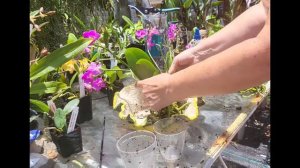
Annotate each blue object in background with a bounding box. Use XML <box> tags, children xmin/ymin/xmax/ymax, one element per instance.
<box><xmin>30</xmin><ymin>130</ymin><xmax>41</xmax><ymax>143</ymax></box>
<box><xmin>149</xmin><ymin>34</ymin><xmax>162</xmax><ymax>57</ymax></box>
<box><xmin>193</xmin><ymin>28</ymin><xmax>201</xmax><ymax>40</ymax></box>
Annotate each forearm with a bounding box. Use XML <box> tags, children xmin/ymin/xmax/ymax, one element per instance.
<box><xmin>191</xmin><ymin>2</ymin><xmax>267</xmax><ymax>59</ymax></box>
<box><xmin>169</xmin><ymin>33</ymin><xmax>270</xmax><ymax>100</ymax></box>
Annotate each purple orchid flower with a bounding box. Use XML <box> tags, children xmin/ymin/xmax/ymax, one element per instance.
<box><xmin>147</xmin><ymin>27</ymin><xmax>159</xmax><ymax>49</ymax></box>
<box><xmin>167</xmin><ymin>24</ymin><xmax>177</xmax><ymax>41</ymax></box>
<box><xmin>135</xmin><ymin>29</ymin><xmax>148</xmax><ymax>39</ymax></box>
<box><xmin>83</xmin><ymin>30</ymin><xmax>101</xmax><ymax>45</ymax></box>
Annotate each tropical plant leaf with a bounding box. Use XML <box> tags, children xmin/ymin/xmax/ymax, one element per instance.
<box><xmin>125</xmin><ymin>47</ymin><xmax>156</xmax><ymax>67</ymax></box>
<box><xmin>67</xmin><ymin>33</ymin><xmax>77</xmax><ymax>44</ymax></box>
<box><xmin>63</xmin><ymin>98</ymin><xmax>79</xmax><ymax>114</ymax></box>
<box><xmin>69</xmin><ymin>72</ymin><xmax>78</xmax><ymax>87</ymax></box>
<box><xmin>105</xmin><ymin>69</ymin><xmax>117</xmax><ymax>84</ymax></box>
<box><xmin>30</xmin><ymin>81</ymin><xmax>69</xmax><ymax>95</ymax></box>
<box><xmin>91</xmin><ymin>51</ymin><xmax>100</xmax><ymax>61</ymax></box>
<box><xmin>134</xmin><ymin>59</ymin><xmax>160</xmax><ymax>79</ymax></box>
<box><xmin>183</xmin><ymin>0</ymin><xmax>193</xmax><ymax>9</ymax></box>
<box><xmin>30</xmin><ymin>38</ymin><xmax>92</xmax><ymax>80</ymax></box>
<box><xmin>122</xmin><ymin>16</ymin><xmax>134</xmax><ymax>28</ymax></box>
<box><xmin>212</xmin><ymin>1</ymin><xmax>223</xmax><ymax>7</ymax></box>
<box><xmin>30</xmin><ymin>99</ymin><xmax>50</xmax><ymax>113</ymax></box>
<box><xmin>54</xmin><ymin>108</ymin><xmax>66</xmax><ymax>129</ymax></box>
<box><xmin>73</xmin><ymin>15</ymin><xmax>86</xmax><ymax>29</ymax></box>
<box><xmin>165</xmin><ymin>0</ymin><xmax>176</xmax><ymax>7</ymax></box>
<box><xmin>124</xmin><ymin>48</ymin><xmax>160</xmax><ymax>80</ymax></box>
<box><xmin>112</xmin><ymin>66</ymin><xmax>127</xmax><ymax>80</ymax></box>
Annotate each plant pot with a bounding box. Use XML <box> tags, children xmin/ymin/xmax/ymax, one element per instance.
<box><xmin>107</xmin><ymin>83</ymin><xmax>124</xmax><ymax>106</ymax></box>
<box><xmin>113</xmin><ymin>85</ymin><xmax>200</xmax><ymax>128</ymax></box>
<box><xmin>50</xmin><ymin>124</ymin><xmax>82</xmax><ymax>158</ymax></box>
<box><xmin>77</xmin><ymin>95</ymin><xmax>93</xmax><ymax>124</ymax></box>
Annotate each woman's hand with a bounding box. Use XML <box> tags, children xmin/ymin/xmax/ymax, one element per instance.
<box><xmin>136</xmin><ymin>73</ymin><xmax>175</xmax><ymax>111</ymax></box>
<box><xmin>168</xmin><ymin>48</ymin><xmax>214</xmax><ymax>74</ymax></box>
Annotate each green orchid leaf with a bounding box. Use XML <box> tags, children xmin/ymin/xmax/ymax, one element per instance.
<box><xmin>212</xmin><ymin>1</ymin><xmax>223</xmax><ymax>7</ymax></box>
<box><xmin>30</xmin><ymin>38</ymin><xmax>92</xmax><ymax>80</ymax></box>
<box><xmin>112</xmin><ymin>66</ymin><xmax>127</xmax><ymax>80</ymax></box>
<box><xmin>105</xmin><ymin>70</ymin><xmax>117</xmax><ymax>84</ymax></box>
<box><xmin>125</xmin><ymin>48</ymin><xmax>160</xmax><ymax>80</ymax></box>
<box><xmin>63</xmin><ymin>98</ymin><xmax>80</xmax><ymax>114</ymax></box>
<box><xmin>69</xmin><ymin>72</ymin><xmax>78</xmax><ymax>87</ymax></box>
<box><xmin>183</xmin><ymin>0</ymin><xmax>193</xmax><ymax>9</ymax></box>
<box><xmin>54</xmin><ymin>108</ymin><xmax>66</xmax><ymax>129</ymax></box>
<box><xmin>67</xmin><ymin>33</ymin><xmax>77</xmax><ymax>44</ymax></box>
<box><xmin>73</xmin><ymin>14</ymin><xmax>86</xmax><ymax>29</ymax></box>
<box><xmin>165</xmin><ymin>0</ymin><xmax>176</xmax><ymax>8</ymax></box>
<box><xmin>122</xmin><ymin>15</ymin><xmax>134</xmax><ymax>28</ymax></box>
<box><xmin>30</xmin><ymin>99</ymin><xmax>50</xmax><ymax>113</ymax></box>
<box><xmin>30</xmin><ymin>81</ymin><xmax>69</xmax><ymax>95</ymax></box>
<box><xmin>134</xmin><ymin>59</ymin><xmax>160</xmax><ymax>79</ymax></box>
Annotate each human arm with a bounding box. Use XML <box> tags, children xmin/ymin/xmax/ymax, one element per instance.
<box><xmin>168</xmin><ymin>1</ymin><xmax>268</xmax><ymax>73</ymax></box>
<box><xmin>137</xmin><ymin>4</ymin><xmax>270</xmax><ymax>111</ymax></box>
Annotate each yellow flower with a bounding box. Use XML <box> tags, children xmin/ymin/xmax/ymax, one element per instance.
<box><xmin>78</xmin><ymin>58</ymin><xmax>90</xmax><ymax>72</ymax></box>
<box><xmin>62</xmin><ymin>59</ymin><xmax>76</xmax><ymax>74</ymax></box>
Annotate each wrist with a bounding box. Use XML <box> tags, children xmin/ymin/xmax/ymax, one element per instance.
<box><xmin>166</xmin><ymin>73</ymin><xmax>181</xmax><ymax>102</ymax></box>
<box><xmin>192</xmin><ymin>48</ymin><xmax>216</xmax><ymax>62</ymax></box>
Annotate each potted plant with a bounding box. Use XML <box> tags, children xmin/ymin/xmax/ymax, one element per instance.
<box><xmin>77</xmin><ymin>61</ymin><xmax>107</xmax><ymax>123</ymax></box>
<box><xmin>61</xmin><ymin>30</ymin><xmax>106</xmax><ymax>123</ymax></box>
<box><xmin>102</xmin><ymin>66</ymin><xmax>125</xmax><ymax>106</ymax></box>
<box><xmin>113</xmin><ymin>47</ymin><xmax>199</xmax><ymax>129</ymax></box>
<box><xmin>48</xmin><ymin>99</ymin><xmax>83</xmax><ymax>158</ymax></box>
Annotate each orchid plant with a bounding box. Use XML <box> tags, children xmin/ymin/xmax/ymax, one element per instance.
<box><xmin>60</xmin><ymin>30</ymin><xmax>113</xmax><ymax>97</ymax></box>
<box><xmin>133</xmin><ymin>23</ymin><xmax>178</xmax><ymax>72</ymax></box>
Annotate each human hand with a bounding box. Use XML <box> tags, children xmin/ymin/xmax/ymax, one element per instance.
<box><xmin>136</xmin><ymin>73</ymin><xmax>175</xmax><ymax>111</ymax></box>
<box><xmin>168</xmin><ymin>48</ymin><xmax>214</xmax><ymax>74</ymax></box>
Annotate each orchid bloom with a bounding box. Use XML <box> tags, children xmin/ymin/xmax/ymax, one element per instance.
<box><xmin>167</xmin><ymin>24</ymin><xmax>177</xmax><ymax>42</ymax></box>
<box><xmin>82</xmin><ymin>62</ymin><xmax>106</xmax><ymax>92</ymax></box>
<box><xmin>146</xmin><ymin>27</ymin><xmax>159</xmax><ymax>49</ymax></box>
<box><xmin>62</xmin><ymin>59</ymin><xmax>77</xmax><ymax>74</ymax></box>
<box><xmin>135</xmin><ymin>29</ymin><xmax>148</xmax><ymax>39</ymax></box>
<box><xmin>78</xmin><ymin>58</ymin><xmax>90</xmax><ymax>72</ymax></box>
<box><xmin>83</xmin><ymin>30</ymin><xmax>101</xmax><ymax>45</ymax></box>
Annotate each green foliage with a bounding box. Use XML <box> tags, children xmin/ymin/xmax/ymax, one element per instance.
<box><xmin>30</xmin><ymin>0</ymin><xmax>114</xmax><ymax>50</ymax></box>
<box><xmin>30</xmin><ymin>99</ymin><xmax>50</xmax><ymax>113</ymax></box>
<box><xmin>30</xmin><ymin>81</ymin><xmax>69</xmax><ymax>95</ymax></box>
<box><xmin>163</xmin><ymin>0</ymin><xmax>223</xmax><ymax>31</ymax></box>
<box><xmin>30</xmin><ymin>38</ymin><xmax>92</xmax><ymax>80</ymax></box>
<box><xmin>54</xmin><ymin>99</ymin><xmax>79</xmax><ymax>131</ymax></box>
<box><xmin>124</xmin><ymin>48</ymin><xmax>160</xmax><ymax>80</ymax></box>
<box><xmin>239</xmin><ymin>85</ymin><xmax>267</xmax><ymax>97</ymax></box>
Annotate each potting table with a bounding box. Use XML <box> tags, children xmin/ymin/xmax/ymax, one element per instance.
<box><xmin>97</xmin><ymin>81</ymin><xmax>270</xmax><ymax>167</ymax></box>
<box><xmin>53</xmin><ymin>81</ymin><xmax>269</xmax><ymax>167</ymax></box>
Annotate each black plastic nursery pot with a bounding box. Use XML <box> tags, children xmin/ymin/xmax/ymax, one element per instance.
<box><xmin>50</xmin><ymin>124</ymin><xmax>82</xmax><ymax>158</ymax></box>
<box><xmin>77</xmin><ymin>95</ymin><xmax>93</xmax><ymax>124</ymax></box>
<box><xmin>107</xmin><ymin>83</ymin><xmax>124</xmax><ymax>106</ymax></box>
